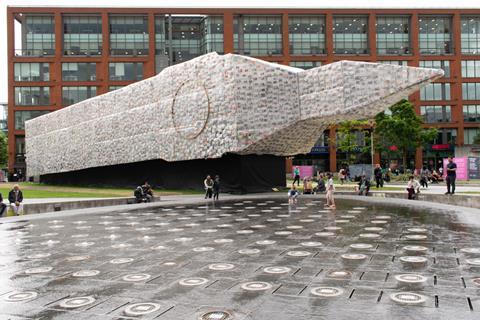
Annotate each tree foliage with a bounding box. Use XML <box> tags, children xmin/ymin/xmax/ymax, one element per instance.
<box><xmin>0</xmin><ymin>132</ymin><xmax>7</xmax><ymax>168</ymax></box>
<box><xmin>333</xmin><ymin>119</ymin><xmax>371</xmax><ymax>165</ymax></box>
<box><xmin>374</xmin><ymin>99</ymin><xmax>437</xmax><ymax>169</ymax></box>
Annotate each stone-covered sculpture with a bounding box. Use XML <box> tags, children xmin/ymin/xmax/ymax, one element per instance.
<box><xmin>25</xmin><ymin>53</ymin><xmax>443</xmax><ymax>181</ymax></box>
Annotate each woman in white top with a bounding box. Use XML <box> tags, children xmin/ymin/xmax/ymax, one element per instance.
<box><xmin>406</xmin><ymin>175</ymin><xmax>420</xmax><ymax>200</ymax></box>
<box><xmin>325</xmin><ymin>173</ymin><xmax>336</xmax><ymax>209</ymax></box>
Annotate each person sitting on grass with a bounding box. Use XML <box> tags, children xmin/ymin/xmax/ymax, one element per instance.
<box><xmin>406</xmin><ymin>175</ymin><xmax>421</xmax><ymax>200</ymax></box>
<box><xmin>288</xmin><ymin>184</ymin><xmax>299</xmax><ymax>204</ymax></box>
<box><xmin>8</xmin><ymin>184</ymin><xmax>24</xmax><ymax>216</ymax></box>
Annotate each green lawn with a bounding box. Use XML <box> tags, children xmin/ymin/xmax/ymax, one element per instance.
<box><xmin>0</xmin><ymin>182</ymin><xmax>202</xmax><ymax>199</ymax></box>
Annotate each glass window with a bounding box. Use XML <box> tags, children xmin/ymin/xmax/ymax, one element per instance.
<box><xmin>333</xmin><ymin>16</ymin><xmax>368</xmax><ymax>54</ymax></box>
<box><xmin>14</xmin><ymin>111</ymin><xmax>49</xmax><ymax>130</ymax></box>
<box><xmin>109</xmin><ymin>63</ymin><xmax>143</xmax><ymax>81</ymax></box>
<box><xmin>289</xmin><ymin>15</ymin><xmax>326</xmax><ymax>55</ymax></box>
<box><xmin>289</xmin><ymin>61</ymin><xmax>322</xmax><ymax>69</ymax></box>
<box><xmin>431</xmin><ymin>128</ymin><xmax>457</xmax><ymax>144</ymax></box>
<box><xmin>62</xmin><ymin>86</ymin><xmax>97</xmax><ymax>106</ymax></box>
<box><xmin>234</xmin><ymin>15</ymin><xmax>283</xmax><ymax>56</ymax></box>
<box><xmin>14</xmin><ymin>63</ymin><xmax>50</xmax><ymax>81</ymax></box>
<box><xmin>169</xmin><ymin>16</ymin><xmax>203</xmax><ymax>64</ymax></box>
<box><xmin>461</xmin><ymin>16</ymin><xmax>480</xmax><ymax>54</ymax></box>
<box><xmin>15</xmin><ymin>136</ymin><xmax>26</xmax><ymax>163</ymax></box>
<box><xmin>463</xmin><ymin>105</ymin><xmax>480</xmax><ymax>122</ymax></box>
<box><xmin>63</xmin><ymin>15</ymin><xmax>102</xmax><ymax>56</ymax></box>
<box><xmin>420</xmin><ymin>105</ymin><xmax>451</xmax><ymax>123</ymax></box>
<box><xmin>461</xmin><ymin>61</ymin><xmax>480</xmax><ymax>78</ymax></box>
<box><xmin>419</xmin><ymin>60</ymin><xmax>450</xmax><ymax>78</ymax></box>
<box><xmin>109</xmin><ymin>86</ymin><xmax>125</xmax><ymax>91</ymax></box>
<box><xmin>376</xmin><ymin>15</ymin><xmax>411</xmax><ymax>55</ymax></box>
<box><xmin>62</xmin><ymin>63</ymin><xmax>96</xmax><ymax>81</ymax></box>
<box><xmin>464</xmin><ymin>128</ymin><xmax>480</xmax><ymax>144</ymax></box>
<box><xmin>201</xmin><ymin>16</ymin><xmax>224</xmax><ymax>55</ymax></box>
<box><xmin>110</xmin><ymin>15</ymin><xmax>148</xmax><ymax>56</ymax></box>
<box><xmin>420</xmin><ymin>83</ymin><xmax>451</xmax><ymax>101</ymax></box>
<box><xmin>462</xmin><ymin>83</ymin><xmax>480</xmax><ymax>100</ymax></box>
<box><xmin>378</xmin><ymin>60</ymin><xmax>408</xmax><ymax>66</ymax></box>
<box><xmin>21</xmin><ymin>15</ymin><xmax>55</xmax><ymax>56</ymax></box>
<box><xmin>419</xmin><ymin>16</ymin><xmax>453</xmax><ymax>55</ymax></box>
<box><xmin>155</xmin><ymin>15</ymin><xmax>168</xmax><ymax>74</ymax></box>
<box><xmin>14</xmin><ymin>87</ymin><xmax>50</xmax><ymax>106</ymax></box>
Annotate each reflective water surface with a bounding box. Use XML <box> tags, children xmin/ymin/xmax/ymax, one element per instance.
<box><xmin>0</xmin><ymin>198</ymin><xmax>479</xmax><ymax>319</ymax></box>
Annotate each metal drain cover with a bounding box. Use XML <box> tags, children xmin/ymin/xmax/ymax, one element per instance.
<box><xmin>274</xmin><ymin>231</ymin><xmax>292</xmax><ymax>236</ymax></box>
<box><xmin>300</xmin><ymin>241</ymin><xmax>323</xmax><ymax>247</ymax></box>
<box><xmin>238</xmin><ymin>249</ymin><xmax>260</xmax><ymax>254</ymax></box>
<box><xmin>400</xmin><ymin>256</ymin><xmax>428</xmax><ymax>264</ymax></box>
<box><xmin>390</xmin><ymin>292</ymin><xmax>426</xmax><ymax>304</ymax></box>
<box><xmin>256</xmin><ymin>240</ymin><xmax>276</xmax><ymax>245</ymax></box>
<box><xmin>27</xmin><ymin>253</ymin><xmax>51</xmax><ymax>259</ymax></box>
<box><xmin>263</xmin><ymin>266</ymin><xmax>292</xmax><ymax>274</ymax></box>
<box><xmin>472</xmin><ymin>278</ymin><xmax>480</xmax><ymax>286</ymax></box>
<box><xmin>124</xmin><ymin>302</ymin><xmax>161</xmax><ymax>316</ymax></box>
<box><xmin>364</xmin><ymin>227</ymin><xmax>383</xmax><ymax>232</ymax></box>
<box><xmin>405</xmin><ymin>234</ymin><xmax>427</xmax><ymax>240</ymax></box>
<box><xmin>200</xmin><ymin>311</ymin><xmax>232</xmax><ymax>320</ymax></box>
<box><xmin>25</xmin><ymin>266</ymin><xmax>53</xmax><ymax>274</ymax></box>
<box><xmin>395</xmin><ymin>274</ymin><xmax>428</xmax><ymax>284</ymax></box>
<box><xmin>193</xmin><ymin>247</ymin><xmax>215</xmax><ymax>252</ymax></box>
<box><xmin>460</xmin><ymin>248</ymin><xmax>480</xmax><ymax>254</ymax></box>
<box><xmin>324</xmin><ymin>226</ymin><xmax>342</xmax><ymax>231</ymax></box>
<box><xmin>403</xmin><ymin>245</ymin><xmax>428</xmax><ymax>253</ymax></box>
<box><xmin>341</xmin><ymin>253</ymin><xmax>367</xmax><ymax>260</ymax></box>
<box><xmin>286</xmin><ymin>251</ymin><xmax>311</xmax><ymax>257</ymax></box>
<box><xmin>310</xmin><ymin>287</ymin><xmax>344</xmax><ymax>297</ymax></box>
<box><xmin>122</xmin><ymin>274</ymin><xmax>151</xmax><ymax>282</ymax></box>
<box><xmin>66</xmin><ymin>255</ymin><xmax>90</xmax><ymax>262</ymax></box>
<box><xmin>407</xmin><ymin>227</ymin><xmax>428</xmax><ymax>233</ymax></box>
<box><xmin>4</xmin><ymin>291</ymin><xmax>38</xmax><ymax>302</ymax></box>
<box><xmin>209</xmin><ymin>263</ymin><xmax>235</xmax><ymax>271</ymax></box>
<box><xmin>179</xmin><ymin>278</ymin><xmax>209</xmax><ymax>286</ymax></box>
<box><xmin>350</xmin><ymin>243</ymin><xmax>374</xmax><ymax>250</ymax></box>
<box><xmin>110</xmin><ymin>258</ymin><xmax>134</xmax><ymax>264</ymax></box>
<box><xmin>214</xmin><ymin>239</ymin><xmax>233</xmax><ymax>244</ymax></box>
<box><xmin>240</xmin><ymin>281</ymin><xmax>272</xmax><ymax>291</ymax></box>
<box><xmin>466</xmin><ymin>258</ymin><xmax>480</xmax><ymax>266</ymax></box>
<box><xmin>72</xmin><ymin>270</ymin><xmax>100</xmax><ymax>277</ymax></box>
<box><xmin>59</xmin><ymin>296</ymin><xmax>96</xmax><ymax>308</ymax></box>
<box><xmin>326</xmin><ymin>270</ymin><xmax>352</xmax><ymax>279</ymax></box>
<box><xmin>315</xmin><ymin>232</ymin><xmax>335</xmax><ymax>237</ymax></box>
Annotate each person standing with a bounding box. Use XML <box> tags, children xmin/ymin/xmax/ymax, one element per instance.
<box><xmin>420</xmin><ymin>166</ymin><xmax>430</xmax><ymax>189</ymax></box>
<box><xmin>374</xmin><ymin>164</ymin><xmax>383</xmax><ymax>188</ymax></box>
<box><xmin>204</xmin><ymin>175</ymin><xmax>214</xmax><ymax>199</ymax></box>
<box><xmin>293</xmin><ymin>166</ymin><xmax>301</xmax><ymax>186</ymax></box>
<box><xmin>325</xmin><ymin>173</ymin><xmax>336</xmax><ymax>209</ymax></box>
<box><xmin>213</xmin><ymin>175</ymin><xmax>220</xmax><ymax>201</ymax></box>
<box><xmin>0</xmin><ymin>192</ymin><xmax>6</xmax><ymax>217</ymax></box>
<box><xmin>445</xmin><ymin>157</ymin><xmax>457</xmax><ymax>195</ymax></box>
<box><xmin>338</xmin><ymin>168</ymin><xmax>346</xmax><ymax>185</ymax></box>
<box><xmin>8</xmin><ymin>184</ymin><xmax>24</xmax><ymax>216</ymax></box>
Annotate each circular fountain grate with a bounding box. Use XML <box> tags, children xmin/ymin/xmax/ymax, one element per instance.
<box><xmin>238</xmin><ymin>249</ymin><xmax>260</xmax><ymax>254</ymax></box>
<box><xmin>286</xmin><ymin>251</ymin><xmax>311</xmax><ymax>257</ymax></box>
<box><xmin>256</xmin><ymin>240</ymin><xmax>276</xmax><ymax>245</ymax></box>
<box><xmin>395</xmin><ymin>274</ymin><xmax>428</xmax><ymax>284</ymax></box>
<box><xmin>27</xmin><ymin>253</ymin><xmax>51</xmax><ymax>259</ymax></box>
<box><xmin>300</xmin><ymin>241</ymin><xmax>323</xmax><ymax>247</ymax></box>
<box><xmin>240</xmin><ymin>281</ymin><xmax>272</xmax><ymax>291</ymax></box>
<box><xmin>460</xmin><ymin>248</ymin><xmax>480</xmax><ymax>254</ymax></box>
<box><xmin>179</xmin><ymin>278</ymin><xmax>209</xmax><ymax>286</ymax></box>
<box><xmin>399</xmin><ymin>256</ymin><xmax>428</xmax><ymax>264</ymax></box>
<box><xmin>390</xmin><ymin>292</ymin><xmax>426</xmax><ymax>304</ymax></box>
<box><xmin>326</xmin><ymin>270</ymin><xmax>352</xmax><ymax>279</ymax></box>
<box><xmin>359</xmin><ymin>233</ymin><xmax>381</xmax><ymax>239</ymax></box>
<box><xmin>124</xmin><ymin>302</ymin><xmax>161</xmax><ymax>316</ymax></box>
<box><xmin>193</xmin><ymin>247</ymin><xmax>215</xmax><ymax>252</ymax></box>
<box><xmin>110</xmin><ymin>258</ymin><xmax>134</xmax><ymax>264</ymax></box>
<box><xmin>403</xmin><ymin>245</ymin><xmax>428</xmax><ymax>253</ymax></box>
<box><xmin>405</xmin><ymin>234</ymin><xmax>427</xmax><ymax>240</ymax></box>
<box><xmin>466</xmin><ymin>258</ymin><xmax>480</xmax><ymax>266</ymax></box>
<box><xmin>310</xmin><ymin>287</ymin><xmax>344</xmax><ymax>297</ymax></box>
<box><xmin>209</xmin><ymin>263</ymin><xmax>235</xmax><ymax>271</ymax></box>
<box><xmin>341</xmin><ymin>253</ymin><xmax>367</xmax><ymax>261</ymax></box>
<box><xmin>350</xmin><ymin>243</ymin><xmax>374</xmax><ymax>250</ymax></box>
<box><xmin>59</xmin><ymin>296</ymin><xmax>96</xmax><ymax>309</ymax></box>
<box><xmin>73</xmin><ymin>270</ymin><xmax>100</xmax><ymax>277</ymax></box>
<box><xmin>201</xmin><ymin>311</ymin><xmax>231</xmax><ymax>320</ymax></box>
<box><xmin>122</xmin><ymin>274</ymin><xmax>151</xmax><ymax>282</ymax></box>
<box><xmin>263</xmin><ymin>266</ymin><xmax>292</xmax><ymax>274</ymax></box>
<box><xmin>25</xmin><ymin>266</ymin><xmax>53</xmax><ymax>274</ymax></box>
<box><xmin>4</xmin><ymin>291</ymin><xmax>38</xmax><ymax>302</ymax></box>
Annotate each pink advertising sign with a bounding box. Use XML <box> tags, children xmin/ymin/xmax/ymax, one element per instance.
<box><xmin>292</xmin><ymin>166</ymin><xmax>315</xmax><ymax>179</ymax></box>
<box><xmin>443</xmin><ymin>157</ymin><xmax>468</xmax><ymax>180</ymax></box>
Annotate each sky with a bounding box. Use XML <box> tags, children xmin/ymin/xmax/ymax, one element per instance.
<box><xmin>2</xmin><ymin>0</ymin><xmax>480</xmax><ymax>102</ymax></box>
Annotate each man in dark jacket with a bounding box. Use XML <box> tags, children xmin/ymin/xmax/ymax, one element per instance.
<box><xmin>8</xmin><ymin>184</ymin><xmax>23</xmax><ymax>216</ymax></box>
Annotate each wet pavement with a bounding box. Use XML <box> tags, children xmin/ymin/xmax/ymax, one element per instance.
<box><xmin>1</xmin><ymin>197</ymin><xmax>480</xmax><ymax>319</ymax></box>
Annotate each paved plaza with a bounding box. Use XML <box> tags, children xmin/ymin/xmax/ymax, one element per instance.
<box><xmin>1</xmin><ymin>196</ymin><xmax>480</xmax><ymax>319</ymax></box>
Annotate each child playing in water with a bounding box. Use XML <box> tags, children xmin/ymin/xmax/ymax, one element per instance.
<box><xmin>325</xmin><ymin>173</ymin><xmax>336</xmax><ymax>209</ymax></box>
<box><xmin>288</xmin><ymin>184</ymin><xmax>299</xmax><ymax>204</ymax></box>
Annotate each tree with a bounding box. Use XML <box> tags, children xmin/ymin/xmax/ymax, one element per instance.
<box><xmin>474</xmin><ymin>132</ymin><xmax>480</xmax><ymax>145</ymax></box>
<box><xmin>374</xmin><ymin>99</ymin><xmax>437</xmax><ymax>169</ymax></box>
<box><xmin>0</xmin><ymin>132</ymin><xmax>7</xmax><ymax>168</ymax></box>
<box><xmin>333</xmin><ymin>120</ymin><xmax>371</xmax><ymax>166</ymax></box>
